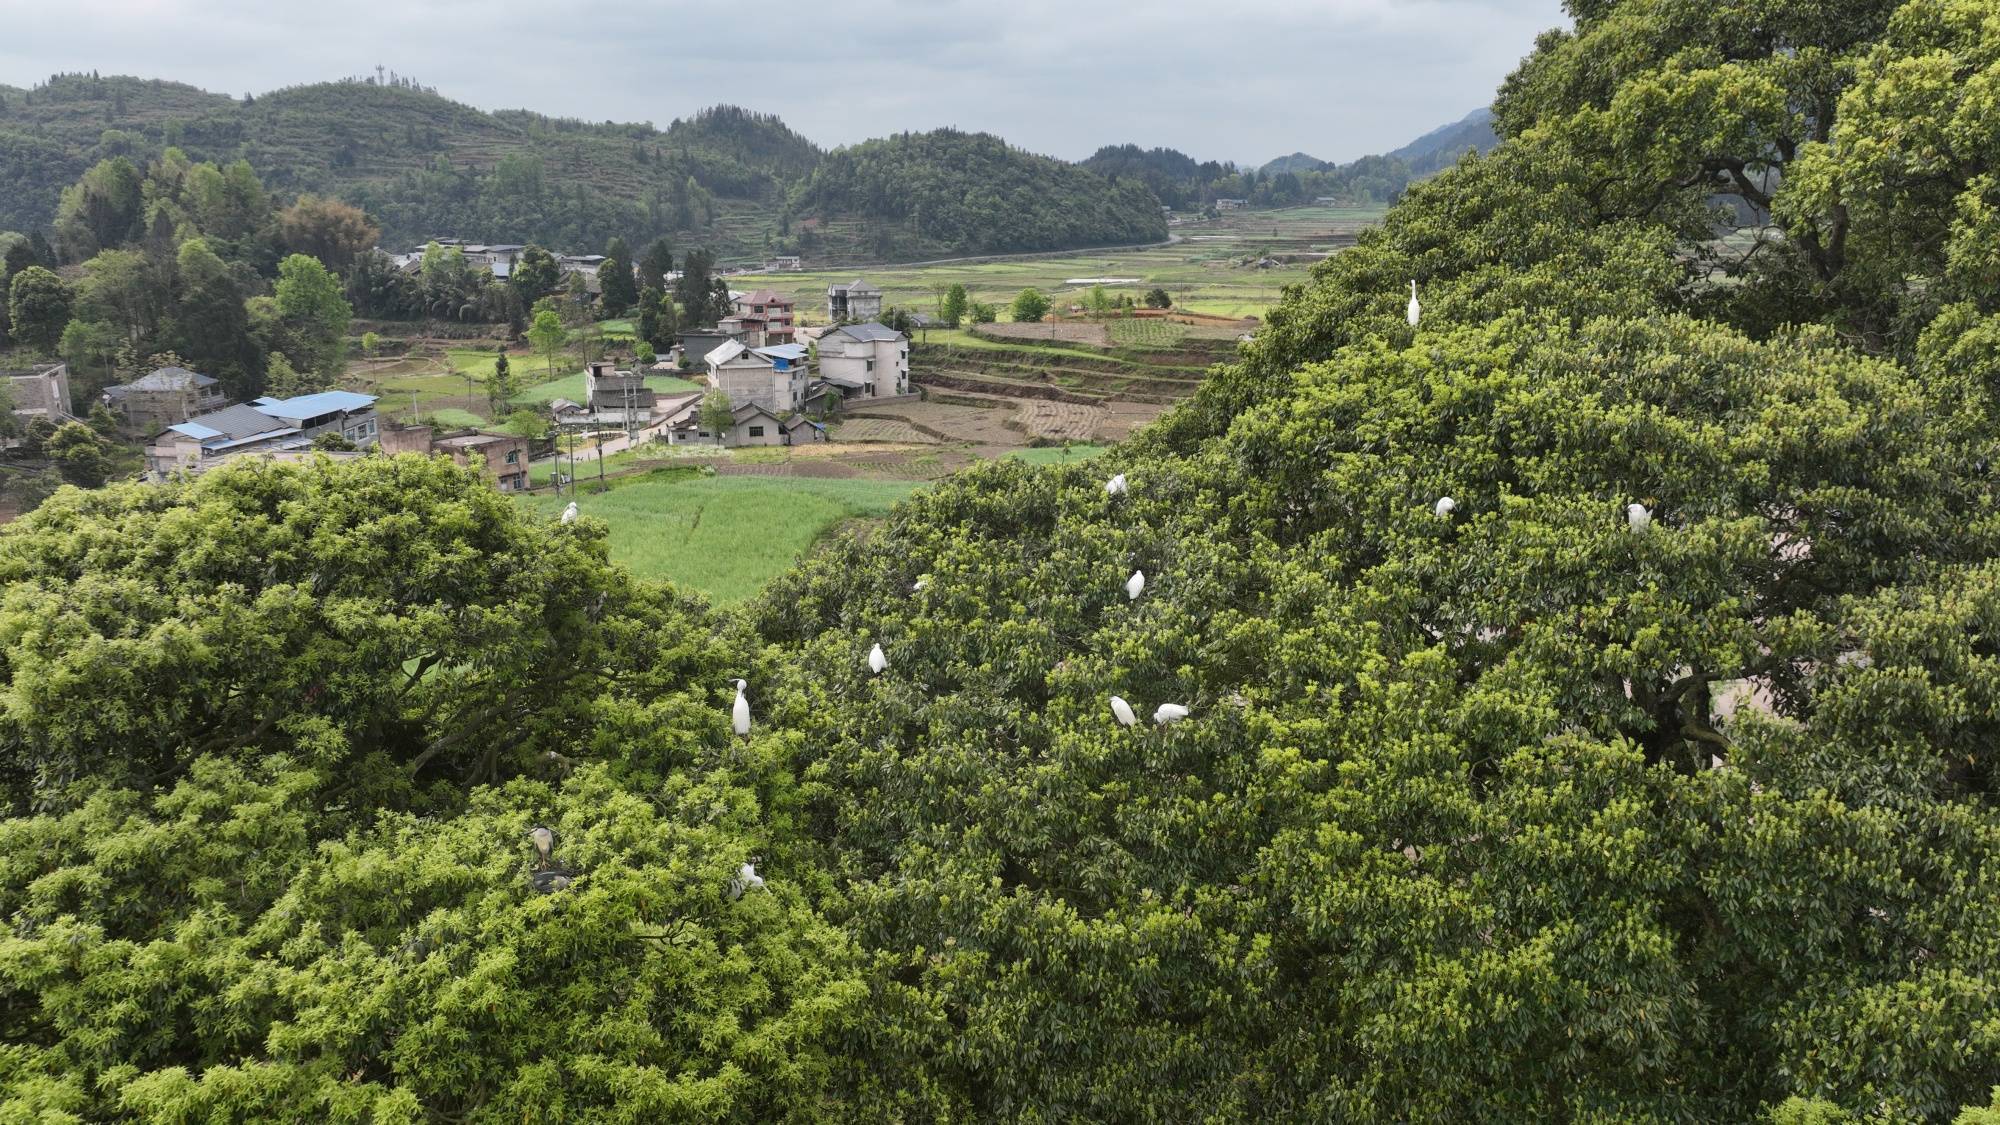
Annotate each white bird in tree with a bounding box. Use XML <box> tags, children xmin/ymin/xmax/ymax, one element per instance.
<box><xmin>1627</xmin><ymin>502</ymin><xmax>1653</xmax><ymax>534</ymax></box>
<box><xmin>528</xmin><ymin>826</ymin><xmax>574</xmax><ymax>893</ymax></box>
<box><xmin>1153</xmin><ymin>703</ymin><xmax>1190</xmax><ymax>725</ymax></box>
<box><xmin>1126</xmin><ymin>570</ymin><xmax>1146</xmax><ymax>601</ymax></box>
<box><xmin>1105</xmin><ymin>473</ymin><xmax>1128</xmax><ymax>497</ymax></box>
<box><xmin>912</xmin><ymin>575</ymin><xmax>929</xmax><ymax>592</ymax></box>
<box><xmin>1435</xmin><ymin>496</ymin><xmax>1456</xmax><ymax>519</ymax></box>
<box><xmin>868</xmin><ymin>643</ymin><xmax>889</xmax><ymax>675</ymax></box>
<box><xmin>560</xmin><ymin>501</ymin><xmax>579</xmax><ymax>525</ymax></box>
<box><xmin>727</xmin><ymin>861</ymin><xmax>766</xmax><ymax>900</ymax></box>
<box><xmin>730</xmin><ymin>679</ymin><xmax>751</xmax><ymax>738</ymax></box>
<box><xmin>1407</xmin><ymin>280</ymin><xmax>1422</xmax><ymax>328</ymax></box>
<box><xmin>1109</xmin><ymin>695</ymin><xmax>1137</xmax><ymax>727</ymax></box>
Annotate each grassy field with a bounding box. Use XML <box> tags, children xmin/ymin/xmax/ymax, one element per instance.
<box><xmin>517</xmin><ymin>471</ymin><xmax>921</xmax><ymax>603</ymax></box>
<box><xmin>511</xmin><ymin>369</ymin><xmax>705</xmax><ymax>406</ymax></box>
<box><xmin>730</xmin><ymin>204</ymin><xmax>1382</xmax><ymax>325</ymax></box>
<box><xmin>1006</xmin><ymin>444</ymin><xmax>1111</xmax><ymax>465</ymax></box>
<box><xmin>425</xmin><ymin>408</ymin><xmax>488</xmax><ymax>428</ymax></box>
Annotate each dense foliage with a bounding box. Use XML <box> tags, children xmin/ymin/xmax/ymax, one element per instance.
<box><xmin>7</xmin><ymin>0</ymin><xmax>2000</xmax><ymax>1119</ymax></box>
<box><xmin>796</xmin><ymin>130</ymin><xmax>1168</xmax><ymax>258</ymax></box>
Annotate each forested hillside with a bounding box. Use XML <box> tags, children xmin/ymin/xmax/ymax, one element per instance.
<box><xmin>1382</xmin><ymin>107</ymin><xmax>1497</xmax><ymax>175</ymax></box>
<box><xmin>793</xmin><ymin>129</ymin><xmax>1167</xmax><ymax>258</ymax></box>
<box><xmin>9</xmin><ymin>0</ymin><xmax>2000</xmax><ymax>1119</ymax></box>
<box><xmin>1085</xmin><ymin>109</ymin><xmax>1500</xmax><ymax>213</ymax></box>
<box><xmin>0</xmin><ymin>77</ymin><xmax>1163</xmax><ymax>263</ymax></box>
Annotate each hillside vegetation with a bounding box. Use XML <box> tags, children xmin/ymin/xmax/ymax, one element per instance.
<box><xmin>0</xmin><ymin>77</ymin><xmax>1160</xmax><ymax>262</ymax></box>
<box><xmin>794</xmin><ymin>129</ymin><xmax>1166</xmax><ymax>259</ymax></box>
<box><xmin>8</xmin><ymin>0</ymin><xmax>2000</xmax><ymax>1119</ymax></box>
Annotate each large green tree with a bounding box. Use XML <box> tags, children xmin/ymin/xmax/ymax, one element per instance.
<box><xmin>272</xmin><ymin>253</ymin><xmax>352</xmax><ymax>379</ymax></box>
<box><xmin>6</xmin><ymin>266</ymin><xmax>72</xmax><ymax>353</ymax></box>
<box><xmin>598</xmin><ymin>236</ymin><xmax>637</xmax><ymax>317</ymax></box>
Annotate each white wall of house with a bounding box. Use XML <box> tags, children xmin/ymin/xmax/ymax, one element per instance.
<box><xmin>713</xmin><ymin>361</ymin><xmax>807</xmax><ymax>414</ymax></box>
<box><xmin>819</xmin><ymin>338</ymin><xmax>910</xmax><ymax>397</ymax></box>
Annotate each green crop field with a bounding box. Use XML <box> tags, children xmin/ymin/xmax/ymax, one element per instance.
<box><xmin>517</xmin><ymin>471</ymin><xmax>922</xmax><ymax>603</ymax></box>
<box><xmin>731</xmin><ymin>204</ymin><xmax>1383</xmax><ymax>327</ymax></box>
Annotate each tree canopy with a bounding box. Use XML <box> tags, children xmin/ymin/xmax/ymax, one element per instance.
<box><xmin>7</xmin><ymin>2</ymin><xmax>2000</xmax><ymax>1119</ymax></box>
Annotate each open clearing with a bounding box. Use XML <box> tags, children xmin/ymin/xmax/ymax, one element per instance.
<box><xmin>516</xmin><ymin>470</ymin><xmax>920</xmax><ymax>604</ymax></box>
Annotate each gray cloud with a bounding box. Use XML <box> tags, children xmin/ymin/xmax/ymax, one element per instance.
<box><xmin>0</xmin><ymin>0</ymin><xmax>1566</xmax><ymax>164</ymax></box>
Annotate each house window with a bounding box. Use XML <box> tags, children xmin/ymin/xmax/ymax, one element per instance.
<box><xmin>866</xmin><ymin>359</ymin><xmax>875</xmax><ymax>372</ymax></box>
<box><xmin>748</xmin><ymin>425</ymin><xmax>766</xmax><ymax>438</ymax></box>
<box><xmin>505</xmin><ymin>450</ymin><xmax>520</xmax><ymax>464</ymax></box>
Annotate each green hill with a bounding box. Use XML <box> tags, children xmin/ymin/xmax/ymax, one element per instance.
<box><xmin>793</xmin><ymin>129</ymin><xmax>1168</xmax><ymax>259</ymax></box>
<box><xmin>0</xmin><ymin>75</ymin><xmax>1164</xmax><ymax>263</ymax></box>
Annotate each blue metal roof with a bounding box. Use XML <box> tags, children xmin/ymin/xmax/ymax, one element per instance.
<box><xmin>755</xmin><ymin>344</ymin><xmax>809</xmax><ymax>361</ymax></box>
<box><xmin>168</xmin><ymin>421</ymin><xmax>223</xmax><ymax>440</ymax></box>
<box><xmin>255</xmin><ymin>391</ymin><xmax>376</xmax><ymax>420</ymax></box>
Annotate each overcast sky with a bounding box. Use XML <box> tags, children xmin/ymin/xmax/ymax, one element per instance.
<box><xmin>0</xmin><ymin>0</ymin><xmax>1568</xmax><ymax>165</ymax></box>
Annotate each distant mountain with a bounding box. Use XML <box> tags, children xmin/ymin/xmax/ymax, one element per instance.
<box><xmin>1253</xmin><ymin>110</ymin><xmax>1498</xmax><ymax>181</ymax></box>
<box><xmin>1385</xmin><ymin>108</ymin><xmax>1498</xmax><ymax>176</ymax></box>
<box><xmin>0</xmin><ymin>74</ymin><xmax>1160</xmax><ymax>263</ymax></box>
<box><xmin>1258</xmin><ymin>152</ymin><xmax>1333</xmax><ymax>176</ymax></box>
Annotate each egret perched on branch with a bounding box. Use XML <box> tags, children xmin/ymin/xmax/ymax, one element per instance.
<box><xmin>727</xmin><ymin>861</ymin><xmax>766</xmax><ymax>900</ymax></box>
<box><xmin>868</xmin><ymin>643</ymin><xmax>889</xmax><ymax>675</ymax></box>
<box><xmin>912</xmin><ymin>575</ymin><xmax>929</xmax><ymax>592</ymax></box>
<box><xmin>1109</xmin><ymin>695</ymin><xmax>1137</xmax><ymax>727</ymax></box>
<box><xmin>1627</xmin><ymin>503</ymin><xmax>1652</xmax><ymax>534</ymax></box>
<box><xmin>560</xmin><ymin>501</ymin><xmax>579</xmax><ymax>525</ymax></box>
<box><xmin>1435</xmin><ymin>496</ymin><xmax>1456</xmax><ymax>519</ymax></box>
<box><xmin>528</xmin><ymin>826</ymin><xmax>574</xmax><ymax>893</ymax></box>
<box><xmin>730</xmin><ymin>679</ymin><xmax>751</xmax><ymax>738</ymax></box>
<box><xmin>1407</xmin><ymin>281</ymin><xmax>1422</xmax><ymax>328</ymax></box>
<box><xmin>1105</xmin><ymin>472</ymin><xmax>1128</xmax><ymax>497</ymax></box>
<box><xmin>1153</xmin><ymin>703</ymin><xmax>1190</xmax><ymax>725</ymax></box>
<box><xmin>1126</xmin><ymin>570</ymin><xmax>1146</xmax><ymax>601</ymax></box>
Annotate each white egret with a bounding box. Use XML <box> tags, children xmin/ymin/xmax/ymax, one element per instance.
<box><xmin>1105</xmin><ymin>473</ymin><xmax>1128</xmax><ymax>497</ymax></box>
<box><xmin>1109</xmin><ymin>695</ymin><xmax>1137</xmax><ymax>727</ymax></box>
<box><xmin>560</xmin><ymin>501</ymin><xmax>579</xmax><ymax>525</ymax></box>
<box><xmin>912</xmin><ymin>575</ymin><xmax>929</xmax><ymax>592</ymax></box>
<box><xmin>727</xmin><ymin>861</ymin><xmax>766</xmax><ymax>900</ymax></box>
<box><xmin>1435</xmin><ymin>496</ymin><xmax>1456</xmax><ymax>519</ymax></box>
<box><xmin>1126</xmin><ymin>569</ymin><xmax>1146</xmax><ymax>601</ymax></box>
<box><xmin>731</xmin><ymin>679</ymin><xmax>751</xmax><ymax>738</ymax></box>
<box><xmin>528</xmin><ymin>826</ymin><xmax>573</xmax><ymax>893</ymax></box>
<box><xmin>868</xmin><ymin>643</ymin><xmax>889</xmax><ymax>675</ymax></box>
<box><xmin>1407</xmin><ymin>280</ymin><xmax>1421</xmax><ymax>328</ymax></box>
<box><xmin>1627</xmin><ymin>502</ymin><xmax>1652</xmax><ymax>534</ymax></box>
<box><xmin>1153</xmin><ymin>703</ymin><xmax>1190</xmax><ymax>725</ymax></box>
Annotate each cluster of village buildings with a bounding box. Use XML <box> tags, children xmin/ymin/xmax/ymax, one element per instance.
<box><xmin>1</xmin><ymin>271</ymin><xmax>911</xmax><ymax>492</ymax></box>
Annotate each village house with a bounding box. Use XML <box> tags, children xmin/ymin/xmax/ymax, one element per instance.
<box><xmin>825</xmin><ymin>278</ymin><xmax>883</xmax><ymax>324</ymax></box>
<box><xmin>1214</xmin><ymin>198</ymin><xmax>1248</xmax><ymax>211</ymax></box>
<box><xmin>725</xmin><ymin>290</ymin><xmax>796</xmax><ymax>346</ymax></box>
<box><xmin>147</xmin><ymin>390</ymin><xmax>379</xmax><ymax>475</ymax></box>
<box><xmin>2</xmin><ymin>362</ymin><xmax>74</xmax><ymax>429</ymax></box>
<box><xmin>664</xmin><ymin>399</ymin><xmax>816</xmax><ymax>449</ymax></box>
<box><xmin>583</xmin><ymin>360</ymin><xmax>657</xmax><ymax>419</ymax></box>
<box><xmin>703</xmin><ymin>339</ymin><xmax>811</xmax><ymax>414</ymax></box>
<box><xmin>102</xmin><ymin>366</ymin><xmax>229</xmax><ymax>434</ymax></box>
<box><xmin>767</xmin><ymin>255</ymin><xmax>803</xmax><ymax>272</ymax></box>
<box><xmin>380</xmin><ymin>423</ymin><xmax>531</xmax><ymax>491</ymax></box>
<box><xmin>816</xmin><ymin>322</ymin><xmax>911</xmax><ymax>400</ymax></box>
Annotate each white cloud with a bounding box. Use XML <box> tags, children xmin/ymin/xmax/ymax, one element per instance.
<box><xmin>0</xmin><ymin>0</ymin><xmax>1566</xmax><ymax>163</ymax></box>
